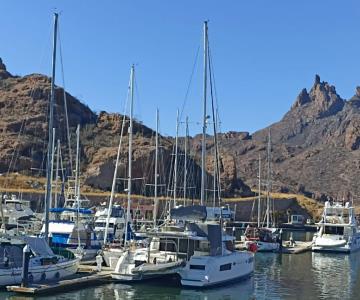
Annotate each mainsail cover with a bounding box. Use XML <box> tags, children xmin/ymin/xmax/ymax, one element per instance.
<box><xmin>22</xmin><ymin>236</ymin><xmax>55</xmax><ymax>256</ymax></box>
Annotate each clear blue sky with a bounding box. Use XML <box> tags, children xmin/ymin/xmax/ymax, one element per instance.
<box><xmin>1</xmin><ymin>1</ymin><xmax>360</xmax><ymax>136</ymax></box>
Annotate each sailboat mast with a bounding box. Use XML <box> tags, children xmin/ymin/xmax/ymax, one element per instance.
<box><xmin>266</xmin><ymin>129</ymin><xmax>271</xmax><ymax>228</ymax></box>
<box><xmin>74</xmin><ymin>124</ymin><xmax>80</xmax><ymax>202</ymax></box>
<box><xmin>44</xmin><ymin>12</ymin><xmax>58</xmax><ymax>241</ymax></box>
<box><xmin>173</xmin><ymin>109</ymin><xmax>179</xmax><ymax>208</ymax></box>
<box><xmin>125</xmin><ymin>65</ymin><xmax>135</xmax><ymax>246</ymax></box>
<box><xmin>153</xmin><ymin>109</ymin><xmax>159</xmax><ymax>227</ymax></box>
<box><xmin>49</xmin><ymin>128</ymin><xmax>56</xmax><ymax>209</ymax></box>
<box><xmin>54</xmin><ymin>139</ymin><xmax>60</xmax><ymax>208</ymax></box>
<box><xmin>183</xmin><ymin>116</ymin><xmax>188</xmax><ymax>205</ymax></box>
<box><xmin>258</xmin><ymin>155</ymin><xmax>261</xmax><ymax>228</ymax></box>
<box><xmin>104</xmin><ymin>112</ymin><xmax>127</xmax><ymax>244</ymax></box>
<box><xmin>200</xmin><ymin>21</ymin><xmax>208</xmax><ymax>206</ymax></box>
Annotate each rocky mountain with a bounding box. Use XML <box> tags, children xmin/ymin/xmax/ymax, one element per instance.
<box><xmin>3</xmin><ymin>56</ymin><xmax>359</xmax><ymax>203</ymax></box>
<box><xmin>205</xmin><ymin>75</ymin><xmax>360</xmax><ymax>202</ymax></box>
<box><xmin>0</xmin><ymin>58</ymin><xmax>252</xmax><ymax>200</ymax></box>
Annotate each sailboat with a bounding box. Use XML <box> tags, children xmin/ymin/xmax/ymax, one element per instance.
<box><xmin>109</xmin><ymin>66</ymin><xmax>185</xmax><ymax>281</ymax></box>
<box><xmin>2</xmin><ymin>13</ymin><xmax>79</xmax><ymax>288</ymax></box>
<box><xmin>244</xmin><ymin>130</ymin><xmax>281</xmax><ymax>252</ymax></box>
<box><xmin>43</xmin><ymin>125</ymin><xmax>102</xmax><ymax>261</ymax></box>
<box><xmin>177</xmin><ymin>21</ymin><xmax>254</xmax><ymax>288</ymax></box>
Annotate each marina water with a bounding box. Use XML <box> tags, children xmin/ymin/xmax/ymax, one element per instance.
<box><xmin>2</xmin><ymin>232</ymin><xmax>360</xmax><ymax>300</ymax></box>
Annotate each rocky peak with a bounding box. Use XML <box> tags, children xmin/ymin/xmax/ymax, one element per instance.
<box><xmin>348</xmin><ymin>86</ymin><xmax>360</xmax><ymax>102</ymax></box>
<box><xmin>0</xmin><ymin>58</ymin><xmax>12</xmax><ymax>80</ymax></box>
<box><xmin>0</xmin><ymin>58</ymin><xmax>6</xmax><ymax>71</ymax></box>
<box><xmin>292</xmin><ymin>88</ymin><xmax>311</xmax><ymax>109</ymax></box>
<box><xmin>289</xmin><ymin>74</ymin><xmax>344</xmax><ymax>119</ymax></box>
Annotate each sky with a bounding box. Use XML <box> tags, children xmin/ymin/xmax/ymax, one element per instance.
<box><xmin>1</xmin><ymin>1</ymin><xmax>360</xmax><ymax>137</ymax></box>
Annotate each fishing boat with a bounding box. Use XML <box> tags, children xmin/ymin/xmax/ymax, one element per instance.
<box><xmin>312</xmin><ymin>201</ymin><xmax>360</xmax><ymax>253</ymax></box>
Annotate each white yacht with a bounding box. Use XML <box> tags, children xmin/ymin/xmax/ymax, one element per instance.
<box><xmin>111</xmin><ymin>237</ymin><xmax>184</xmax><ymax>281</ymax></box>
<box><xmin>94</xmin><ymin>204</ymin><xmax>126</xmax><ymax>242</ymax></box>
<box><xmin>170</xmin><ymin>206</ymin><xmax>254</xmax><ymax>288</ymax></box>
<box><xmin>1</xmin><ymin>194</ymin><xmax>40</xmax><ymax>232</ymax></box>
<box><xmin>312</xmin><ymin>201</ymin><xmax>360</xmax><ymax>253</ymax></box>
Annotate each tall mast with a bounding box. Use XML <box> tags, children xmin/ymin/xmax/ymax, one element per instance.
<box><xmin>173</xmin><ymin>109</ymin><xmax>179</xmax><ymax>208</ymax></box>
<box><xmin>104</xmin><ymin>112</ymin><xmax>128</xmax><ymax>244</ymax></box>
<box><xmin>266</xmin><ymin>129</ymin><xmax>271</xmax><ymax>228</ymax></box>
<box><xmin>44</xmin><ymin>13</ymin><xmax>58</xmax><ymax>241</ymax></box>
<box><xmin>183</xmin><ymin>116</ymin><xmax>189</xmax><ymax>205</ymax></box>
<box><xmin>74</xmin><ymin>124</ymin><xmax>80</xmax><ymax>203</ymax></box>
<box><xmin>54</xmin><ymin>139</ymin><xmax>60</xmax><ymax>208</ymax></box>
<box><xmin>49</xmin><ymin>128</ymin><xmax>56</xmax><ymax>209</ymax></box>
<box><xmin>200</xmin><ymin>21</ymin><xmax>208</xmax><ymax>206</ymax></box>
<box><xmin>124</xmin><ymin>65</ymin><xmax>134</xmax><ymax>246</ymax></box>
<box><xmin>74</xmin><ymin>124</ymin><xmax>81</xmax><ymax>248</ymax></box>
<box><xmin>257</xmin><ymin>155</ymin><xmax>261</xmax><ymax>227</ymax></box>
<box><xmin>153</xmin><ymin>109</ymin><xmax>159</xmax><ymax>227</ymax></box>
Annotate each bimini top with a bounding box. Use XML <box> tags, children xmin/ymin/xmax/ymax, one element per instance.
<box><xmin>50</xmin><ymin>207</ymin><xmax>93</xmax><ymax>215</ymax></box>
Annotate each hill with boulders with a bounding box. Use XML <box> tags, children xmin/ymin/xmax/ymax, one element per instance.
<box><xmin>0</xmin><ymin>58</ymin><xmax>252</xmax><ymax>201</ymax></box>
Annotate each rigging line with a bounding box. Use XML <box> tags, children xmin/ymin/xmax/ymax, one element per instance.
<box><xmin>179</xmin><ymin>45</ymin><xmax>200</xmax><ymax>121</ymax></box>
<box><xmin>208</xmin><ymin>43</ymin><xmax>222</xmax><ymax>133</ymax></box>
<box><xmin>4</xmin><ymin>20</ymin><xmax>54</xmax><ymax>187</ymax></box>
<box><xmin>58</xmin><ymin>20</ymin><xmax>73</xmax><ymax>174</ymax></box>
<box><xmin>208</xmin><ymin>43</ymin><xmax>222</xmax><ymax>205</ymax></box>
<box><xmin>133</xmin><ymin>74</ymin><xmax>143</xmax><ymax>128</ymax></box>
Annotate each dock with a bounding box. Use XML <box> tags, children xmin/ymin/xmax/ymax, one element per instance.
<box><xmin>235</xmin><ymin>240</ymin><xmax>313</xmax><ymax>254</ymax></box>
<box><xmin>7</xmin><ymin>265</ymin><xmax>113</xmax><ymax>295</ymax></box>
<box><xmin>280</xmin><ymin>241</ymin><xmax>313</xmax><ymax>254</ymax></box>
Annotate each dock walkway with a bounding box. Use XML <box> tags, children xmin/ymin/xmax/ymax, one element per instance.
<box><xmin>7</xmin><ymin>265</ymin><xmax>113</xmax><ymax>295</ymax></box>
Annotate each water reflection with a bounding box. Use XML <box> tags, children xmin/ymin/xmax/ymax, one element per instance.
<box><xmin>312</xmin><ymin>252</ymin><xmax>360</xmax><ymax>300</ymax></box>
<box><xmin>3</xmin><ymin>231</ymin><xmax>360</xmax><ymax>300</ymax></box>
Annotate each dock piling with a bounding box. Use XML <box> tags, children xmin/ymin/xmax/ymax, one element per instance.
<box><xmin>21</xmin><ymin>244</ymin><xmax>31</xmax><ymax>287</ymax></box>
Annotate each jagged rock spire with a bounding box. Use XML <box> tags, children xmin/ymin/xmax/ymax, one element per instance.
<box><xmin>314</xmin><ymin>74</ymin><xmax>320</xmax><ymax>85</ymax></box>
<box><xmin>0</xmin><ymin>58</ymin><xmax>6</xmax><ymax>71</ymax></box>
<box><xmin>289</xmin><ymin>74</ymin><xmax>344</xmax><ymax>119</ymax></box>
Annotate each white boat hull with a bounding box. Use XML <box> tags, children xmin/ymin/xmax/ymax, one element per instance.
<box><xmin>1</xmin><ymin>257</ymin><xmax>80</xmax><ymax>287</ymax></box>
<box><xmin>312</xmin><ymin>235</ymin><xmax>360</xmax><ymax>253</ymax></box>
<box><xmin>102</xmin><ymin>247</ymin><xmax>124</xmax><ymax>269</ymax></box>
<box><xmin>179</xmin><ymin>251</ymin><xmax>254</xmax><ymax>287</ymax></box>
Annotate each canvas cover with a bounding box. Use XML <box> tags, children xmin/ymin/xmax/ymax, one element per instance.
<box><xmin>170</xmin><ymin>205</ymin><xmax>207</xmax><ymax>222</ymax></box>
<box><xmin>22</xmin><ymin>236</ymin><xmax>55</xmax><ymax>256</ymax></box>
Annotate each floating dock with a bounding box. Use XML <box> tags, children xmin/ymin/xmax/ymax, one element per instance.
<box><xmin>280</xmin><ymin>241</ymin><xmax>313</xmax><ymax>254</ymax></box>
<box><xmin>235</xmin><ymin>240</ymin><xmax>313</xmax><ymax>254</ymax></box>
<box><xmin>7</xmin><ymin>265</ymin><xmax>113</xmax><ymax>295</ymax></box>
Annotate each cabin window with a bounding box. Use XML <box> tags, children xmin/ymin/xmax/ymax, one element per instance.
<box><xmin>324</xmin><ymin>226</ymin><xmax>344</xmax><ymax>235</ymax></box>
<box><xmin>190</xmin><ymin>264</ymin><xmax>205</xmax><ymax>270</ymax></box>
<box><xmin>220</xmin><ymin>263</ymin><xmax>232</xmax><ymax>271</ymax></box>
